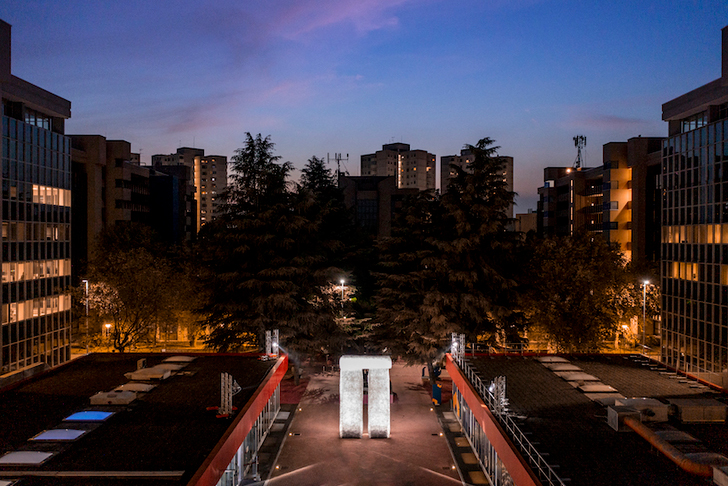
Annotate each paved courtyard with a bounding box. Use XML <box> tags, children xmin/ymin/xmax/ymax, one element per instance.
<box><xmin>266</xmin><ymin>362</ymin><xmax>462</xmax><ymax>486</ymax></box>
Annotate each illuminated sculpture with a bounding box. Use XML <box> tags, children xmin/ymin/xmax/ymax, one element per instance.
<box><xmin>339</xmin><ymin>355</ymin><xmax>392</xmax><ymax>438</ymax></box>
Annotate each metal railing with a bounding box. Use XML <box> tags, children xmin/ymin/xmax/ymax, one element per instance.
<box><xmin>453</xmin><ymin>354</ymin><xmax>567</xmax><ymax>486</ymax></box>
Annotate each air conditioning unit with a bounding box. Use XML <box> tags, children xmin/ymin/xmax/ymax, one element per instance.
<box><xmin>615</xmin><ymin>398</ymin><xmax>668</xmax><ymax>422</ymax></box>
<box><xmin>124</xmin><ymin>366</ymin><xmax>171</xmax><ymax>381</ymax></box>
<box><xmin>608</xmin><ymin>405</ymin><xmax>640</xmax><ymax>432</ymax></box>
<box><xmin>669</xmin><ymin>398</ymin><xmax>727</xmax><ymax>423</ymax></box>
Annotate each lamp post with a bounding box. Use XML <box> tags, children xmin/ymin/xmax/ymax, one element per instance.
<box><xmin>340</xmin><ymin>279</ymin><xmax>345</xmax><ymax>312</ymax></box>
<box><xmin>82</xmin><ymin>279</ymin><xmax>89</xmax><ymax>354</ymax></box>
<box><xmin>642</xmin><ymin>280</ymin><xmax>649</xmax><ymax>349</ymax></box>
<box><xmin>105</xmin><ymin>323</ymin><xmax>112</xmax><ymax>352</ymax></box>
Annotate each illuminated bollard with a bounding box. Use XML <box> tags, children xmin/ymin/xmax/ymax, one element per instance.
<box><xmin>339</xmin><ymin>355</ymin><xmax>392</xmax><ymax>439</ymax></box>
<box><xmin>339</xmin><ymin>367</ymin><xmax>363</xmax><ymax>438</ymax></box>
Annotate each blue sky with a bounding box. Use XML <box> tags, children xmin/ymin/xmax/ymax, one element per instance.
<box><xmin>1</xmin><ymin>0</ymin><xmax>726</xmax><ymax>211</ymax></box>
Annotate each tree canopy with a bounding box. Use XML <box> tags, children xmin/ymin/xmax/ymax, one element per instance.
<box><xmin>522</xmin><ymin>230</ymin><xmax>637</xmax><ymax>352</ymax></box>
<box><xmin>197</xmin><ymin>135</ymin><xmax>351</xmax><ymax>357</ymax></box>
<box><xmin>375</xmin><ymin>137</ymin><xmax>523</xmax><ymax>364</ymax></box>
<box><xmin>84</xmin><ymin>223</ymin><xmax>193</xmax><ymax>352</ymax></box>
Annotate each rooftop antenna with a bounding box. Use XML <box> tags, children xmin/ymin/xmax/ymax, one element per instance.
<box><xmin>328</xmin><ymin>153</ymin><xmax>349</xmax><ymax>186</ymax></box>
<box><xmin>573</xmin><ymin>135</ymin><xmax>586</xmax><ymax>169</ymax></box>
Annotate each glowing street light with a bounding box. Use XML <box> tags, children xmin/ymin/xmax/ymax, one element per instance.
<box><xmin>340</xmin><ymin>279</ymin><xmax>345</xmax><ymax>311</ymax></box>
<box><xmin>642</xmin><ymin>280</ymin><xmax>650</xmax><ymax>349</ymax></box>
<box><xmin>82</xmin><ymin>279</ymin><xmax>89</xmax><ymax>354</ymax></box>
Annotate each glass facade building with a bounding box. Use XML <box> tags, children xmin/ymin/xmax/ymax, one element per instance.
<box><xmin>661</xmin><ymin>112</ymin><xmax>728</xmax><ymax>375</ymax></box>
<box><xmin>660</xmin><ymin>26</ymin><xmax>728</xmax><ymax>385</ymax></box>
<box><xmin>1</xmin><ymin>20</ymin><xmax>72</xmax><ymax>377</ymax></box>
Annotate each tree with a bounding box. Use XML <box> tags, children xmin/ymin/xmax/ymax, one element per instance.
<box><xmin>85</xmin><ymin>224</ymin><xmax>186</xmax><ymax>352</ymax></box>
<box><xmin>300</xmin><ymin>155</ymin><xmax>337</xmax><ymax>196</ymax></box>
<box><xmin>197</xmin><ymin>137</ymin><xmax>350</xmax><ymax>361</ymax></box>
<box><xmin>224</xmin><ymin>133</ymin><xmax>292</xmax><ymax>214</ymax></box>
<box><xmin>434</xmin><ymin>137</ymin><xmax>524</xmax><ymax>343</ymax></box>
<box><xmin>375</xmin><ymin>137</ymin><xmax>523</xmax><ymax>368</ymax></box>
<box><xmin>523</xmin><ymin>231</ymin><xmax>637</xmax><ymax>352</ymax></box>
<box><xmin>375</xmin><ymin>191</ymin><xmax>443</xmax><ymax>365</ymax></box>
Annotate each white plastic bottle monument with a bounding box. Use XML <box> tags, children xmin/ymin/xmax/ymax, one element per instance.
<box><xmin>339</xmin><ymin>355</ymin><xmax>392</xmax><ymax>438</ymax></box>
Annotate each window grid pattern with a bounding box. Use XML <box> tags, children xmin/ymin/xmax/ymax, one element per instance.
<box><xmin>1</xmin><ymin>115</ymin><xmax>72</xmax><ymax>373</ymax></box>
<box><xmin>661</xmin><ymin>120</ymin><xmax>728</xmax><ymax>375</ymax></box>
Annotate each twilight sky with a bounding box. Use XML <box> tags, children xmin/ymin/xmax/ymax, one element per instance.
<box><xmin>1</xmin><ymin>1</ymin><xmax>726</xmax><ymax>211</ymax></box>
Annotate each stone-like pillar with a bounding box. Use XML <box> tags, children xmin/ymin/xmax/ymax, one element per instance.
<box><xmin>339</xmin><ymin>355</ymin><xmax>393</xmax><ymax>439</ymax></box>
<box><xmin>339</xmin><ymin>367</ymin><xmax>363</xmax><ymax>438</ymax></box>
<box><xmin>368</xmin><ymin>367</ymin><xmax>390</xmax><ymax>438</ymax></box>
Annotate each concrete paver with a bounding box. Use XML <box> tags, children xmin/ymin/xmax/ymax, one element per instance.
<box><xmin>266</xmin><ymin>362</ymin><xmax>461</xmax><ymax>486</ymax></box>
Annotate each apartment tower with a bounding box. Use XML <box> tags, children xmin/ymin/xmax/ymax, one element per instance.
<box><xmin>360</xmin><ymin>143</ymin><xmax>436</xmax><ymax>191</ymax></box>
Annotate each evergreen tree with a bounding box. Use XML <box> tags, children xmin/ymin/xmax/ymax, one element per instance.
<box><xmin>434</xmin><ymin>137</ymin><xmax>523</xmax><ymax>342</ymax></box>
<box><xmin>197</xmin><ymin>137</ymin><xmax>348</xmax><ymax>358</ymax></box>
<box><xmin>375</xmin><ymin>137</ymin><xmax>523</xmax><ymax>366</ymax></box>
<box><xmin>375</xmin><ymin>191</ymin><xmax>443</xmax><ymax>364</ymax></box>
<box><xmin>224</xmin><ymin>133</ymin><xmax>291</xmax><ymax>215</ymax></box>
<box><xmin>300</xmin><ymin>155</ymin><xmax>337</xmax><ymax>197</ymax></box>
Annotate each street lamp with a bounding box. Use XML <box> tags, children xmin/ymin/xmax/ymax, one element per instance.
<box><xmin>341</xmin><ymin>278</ymin><xmax>344</xmax><ymax>312</ymax></box>
<box><xmin>642</xmin><ymin>280</ymin><xmax>650</xmax><ymax>349</ymax></box>
<box><xmin>82</xmin><ymin>279</ymin><xmax>89</xmax><ymax>354</ymax></box>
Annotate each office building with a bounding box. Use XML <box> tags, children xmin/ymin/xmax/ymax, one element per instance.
<box><xmin>536</xmin><ymin>137</ymin><xmax>663</xmax><ymax>263</ymax></box>
<box><xmin>360</xmin><ymin>143</ymin><xmax>436</xmax><ymax>191</ymax></box>
<box><xmin>660</xmin><ymin>26</ymin><xmax>728</xmax><ymax>386</ymax></box>
<box><xmin>0</xmin><ymin>20</ymin><xmax>72</xmax><ymax>381</ymax></box>
<box><xmin>441</xmin><ymin>149</ymin><xmax>515</xmax><ymax>220</ymax></box>
<box><xmin>0</xmin><ymin>352</ymin><xmax>287</xmax><ymax>485</ymax></box>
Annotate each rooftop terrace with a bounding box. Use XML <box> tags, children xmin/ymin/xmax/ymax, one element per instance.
<box><xmin>0</xmin><ymin>353</ymin><xmax>276</xmax><ymax>485</ymax></box>
<box><xmin>460</xmin><ymin>354</ymin><xmax>728</xmax><ymax>486</ymax></box>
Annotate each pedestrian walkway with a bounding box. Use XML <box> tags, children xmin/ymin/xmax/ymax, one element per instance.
<box><xmin>266</xmin><ymin>362</ymin><xmax>462</xmax><ymax>486</ymax></box>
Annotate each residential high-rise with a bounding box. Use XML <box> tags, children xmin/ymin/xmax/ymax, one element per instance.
<box><xmin>0</xmin><ymin>20</ymin><xmax>72</xmax><ymax>381</ymax></box>
<box><xmin>441</xmin><ymin>148</ymin><xmax>515</xmax><ymax>220</ymax></box>
<box><xmin>152</xmin><ymin>147</ymin><xmax>227</xmax><ymax>232</ymax></box>
<box><xmin>536</xmin><ymin>137</ymin><xmax>663</xmax><ymax>263</ymax></box>
<box><xmin>360</xmin><ymin>143</ymin><xmax>436</xmax><ymax>191</ymax></box>
<box><xmin>193</xmin><ymin>154</ymin><xmax>227</xmax><ymax>232</ymax></box>
<box><xmin>660</xmin><ymin>26</ymin><xmax>728</xmax><ymax>386</ymax></box>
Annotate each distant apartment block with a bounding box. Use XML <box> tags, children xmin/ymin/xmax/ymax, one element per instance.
<box><xmin>536</xmin><ymin>137</ymin><xmax>663</xmax><ymax>263</ymax></box>
<box><xmin>514</xmin><ymin>210</ymin><xmax>537</xmax><ymax>234</ymax></box>
<box><xmin>194</xmin><ymin>155</ymin><xmax>227</xmax><ymax>231</ymax></box>
<box><xmin>660</xmin><ymin>26</ymin><xmax>728</xmax><ymax>386</ymax></box>
<box><xmin>72</xmin><ymin>136</ymin><xmax>198</xmax><ymax>278</ymax></box>
<box><xmin>360</xmin><ymin>143</ymin><xmax>435</xmax><ymax>191</ymax></box>
<box><xmin>1</xmin><ymin>20</ymin><xmax>72</xmax><ymax>379</ymax></box>
<box><xmin>339</xmin><ymin>175</ymin><xmax>418</xmax><ymax>238</ymax></box>
<box><xmin>152</xmin><ymin>147</ymin><xmax>227</xmax><ymax>232</ymax></box>
<box><xmin>441</xmin><ymin>148</ymin><xmax>515</xmax><ymax>220</ymax></box>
